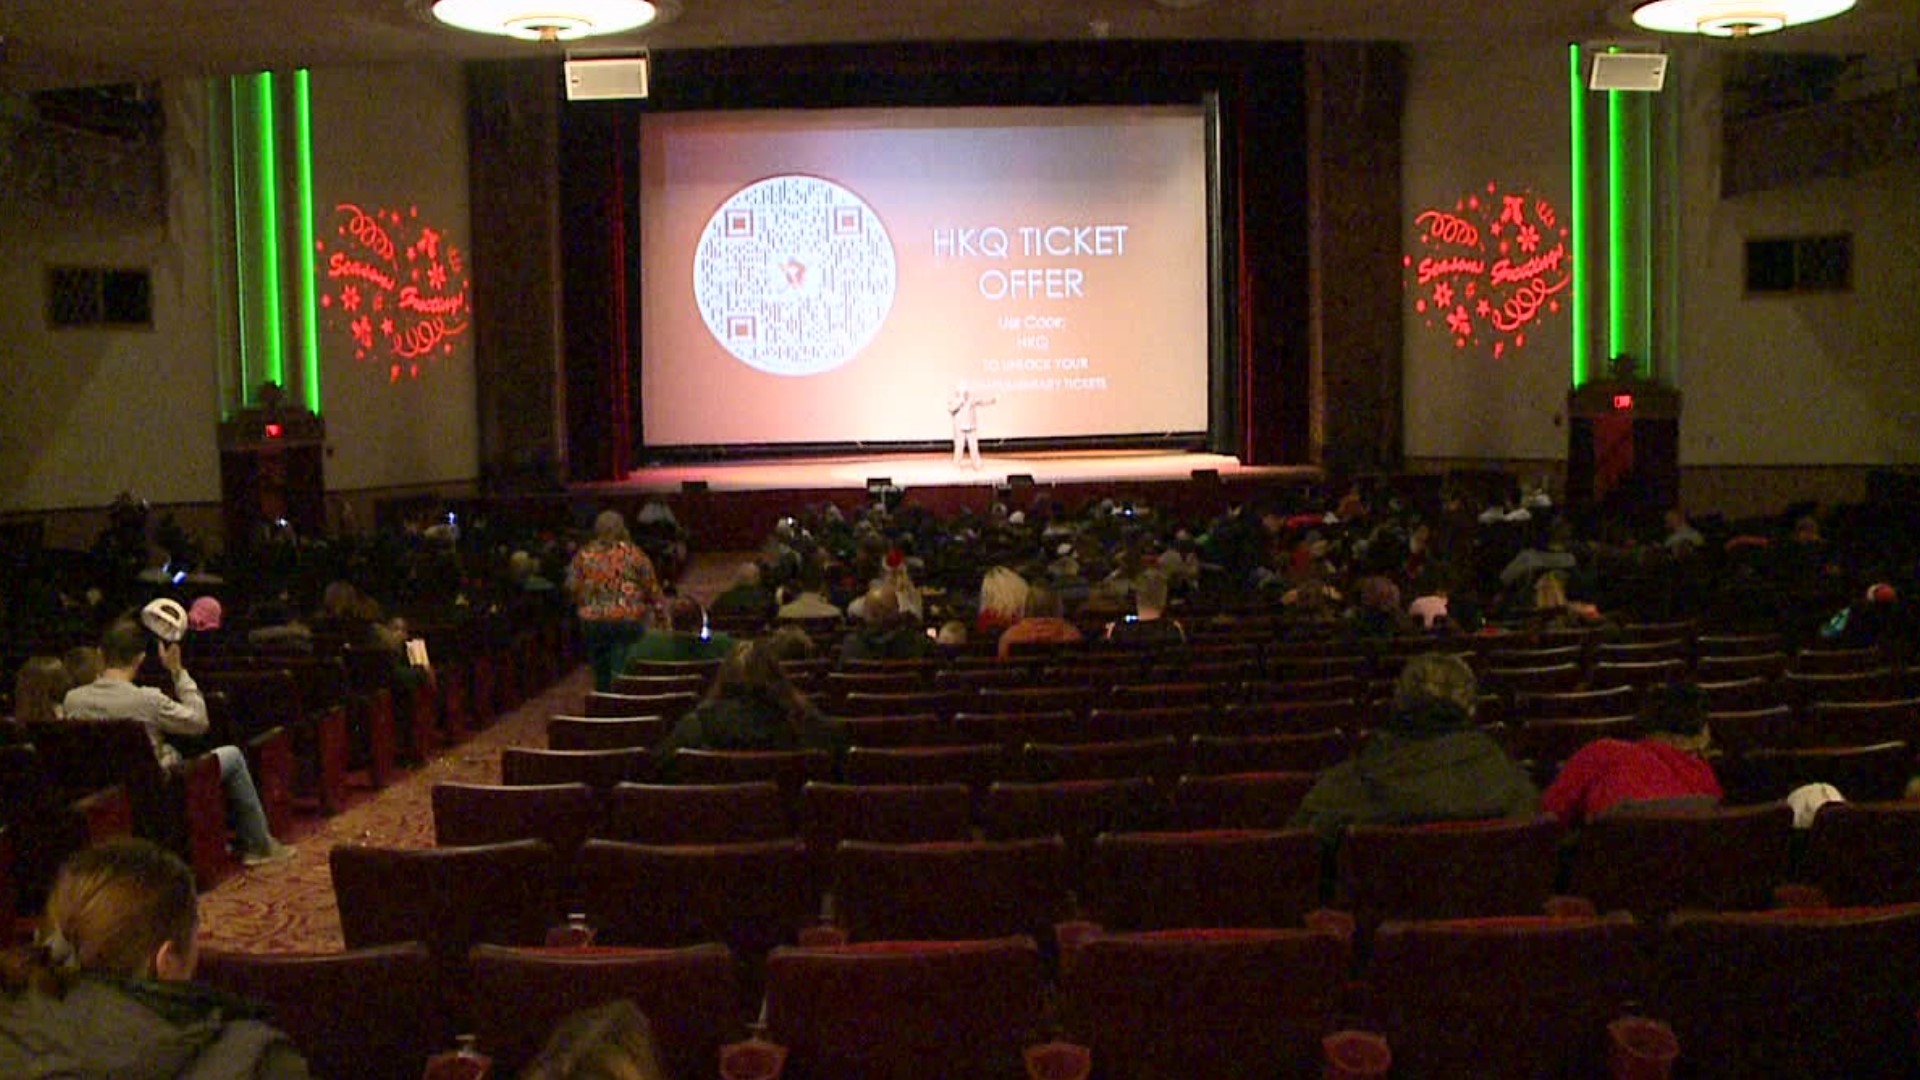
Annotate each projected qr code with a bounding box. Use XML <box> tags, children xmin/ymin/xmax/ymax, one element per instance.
<box><xmin>693</xmin><ymin>175</ymin><xmax>897</xmax><ymax>377</ymax></box>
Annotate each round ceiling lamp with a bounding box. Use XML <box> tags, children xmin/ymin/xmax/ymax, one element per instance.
<box><xmin>1630</xmin><ymin>0</ymin><xmax>1855</xmax><ymax>36</ymax></box>
<box><xmin>431</xmin><ymin>0</ymin><xmax>659</xmax><ymax>41</ymax></box>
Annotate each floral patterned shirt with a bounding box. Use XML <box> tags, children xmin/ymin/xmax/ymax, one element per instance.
<box><xmin>569</xmin><ymin>541</ymin><xmax>661</xmax><ymax>622</ymax></box>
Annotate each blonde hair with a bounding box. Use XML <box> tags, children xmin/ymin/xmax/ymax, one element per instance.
<box><xmin>522</xmin><ymin>999</ymin><xmax>669</xmax><ymax>1080</ymax></box>
<box><xmin>592</xmin><ymin>510</ymin><xmax>631</xmax><ymax>545</ymax></box>
<box><xmin>977</xmin><ymin>566</ymin><xmax>1030</xmax><ymax>623</ymax></box>
<box><xmin>1</xmin><ymin>839</ymin><xmax>197</xmax><ymax>995</ymax></box>
<box><xmin>1533</xmin><ymin>571</ymin><xmax>1569</xmax><ymax>610</ymax></box>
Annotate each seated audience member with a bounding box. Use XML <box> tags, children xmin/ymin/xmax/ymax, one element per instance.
<box><xmin>13</xmin><ymin>656</ymin><xmax>72</xmax><ymax>725</ymax></box>
<box><xmin>839</xmin><ymin>586</ymin><xmax>933</xmax><ymax>664</ymax></box>
<box><xmin>1540</xmin><ymin>683</ymin><xmax>1722</xmax><ymax>826</ymax></box>
<box><xmin>1660</xmin><ymin>507</ymin><xmax>1706</xmax><ymax>554</ymax></box>
<box><xmin>997</xmin><ymin>585</ymin><xmax>1085</xmax><ymax>660</ymax></box>
<box><xmin>1346</xmin><ymin>575</ymin><xmax>1411</xmax><ymax>640</ymax></box>
<box><xmin>974</xmin><ymin>566</ymin><xmax>1031</xmax><ymax>641</ymax></box>
<box><xmin>624</xmin><ymin>596</ymin><xmax>735</xmax><ymax>667</ymax></box>
<box><xmin>1498</xmin><ymin>518</ymin><xmax>1579</xmax><ymax>589</ymax></box>
<box><xmin>508</xmin><ymin>550</ymin><xmax>557</xmax><ymax>594</ymax></box>
<box><xmin>519</xmin><ymin>999</ymin><xmax>667</xmax><ymax>1080</ymax></box>
<box><xmin>1103</xmin><ymin>569</ymin><xmax>1187</xmax><ymax>646</ymax></box>
<box><xmin>934</xmin><ymin>621</ymin><xmax>971</xmax><ymax>648</ymax></box>
<box><xmin>63</xmin><ymin>614</ymin><xmax>295</xmax><ymax>867</ymax></box>
<box><xmin>0</xmin><ymin>839</ymin><xmax>311</xmax><ymax>1078</ymax></box>
<box><xmin>709</xmin><ymin>562</ymin><xmax>777</xmax><ymax>624</ymax></box>
<box><xmin>654</xmin><ymin>639</ymin><xmax>847</xmax><ymax>768</ymax></box>
<box><xmin>186</xmin><ymin>596</ymin><xmax>224</xmax><ymax>633</ymax></box>
<box><xmin>1291</xmin><ymin>652</ymin><xmax>1538</xmax><ymax>841</ymax></box>
<box><xmin>775</xmin><ymin>561</ymin><xmax>842</xmax><ymax>622</ymax></box>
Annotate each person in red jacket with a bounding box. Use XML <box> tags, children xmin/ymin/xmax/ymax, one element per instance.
<box><xmin>1540</xmin><ymin>683</ymin><xmax>1722</xmax><ymax>826</ymax></box>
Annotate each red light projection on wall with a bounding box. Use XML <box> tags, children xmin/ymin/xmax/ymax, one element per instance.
<box><xmin>316</xmin><ymin>203</ymin><xmax>471</xmax><ymax>384</ymax></box>
<box><xmin>1403</xmin><ymin>182</ymin><xmax>1569</xmax><ymax>360</ymax></box>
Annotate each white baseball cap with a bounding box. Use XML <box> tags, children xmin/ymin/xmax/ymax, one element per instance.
<box><xmin>140</xmin><ymin>598</ymin><xmax>189</xmax><ymax>643</ymax></box>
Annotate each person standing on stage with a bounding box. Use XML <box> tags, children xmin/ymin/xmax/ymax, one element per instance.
<box><xmin>948</xmin><ymin>380</ymin><xmax>995</xmax><ymax>469</ymax></box>
<box><xmin>567</xmin><ymin>509</ymin><xmax>664</xmax><ymax>692</ymax></box>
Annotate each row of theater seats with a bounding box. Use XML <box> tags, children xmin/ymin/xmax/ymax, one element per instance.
<box><xmin>417</xmin><ymin>789</ymin><xmax>1920</xmax><ymax>938</ymax></box>
<box><xmin>211</xmin><ymin>840</ymin><xmax>1920</xmax><ymax>1080</ymax></box>
<box><xmin>0</xmin><ymin>610</ymin><xmax>577</xmax><ymax>904</ymax></box>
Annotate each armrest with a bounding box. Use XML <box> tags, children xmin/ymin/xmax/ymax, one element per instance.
<box><xmin>1024</xmin><ymin>1041</ymin><xmax>1090</xmax><ymax>1080</ymax></box>
<box><xmin>1323</xmin><ymin>1030</ymin><xmax>1392</xmax><ymax>1080</ymax></box>
<box><xmin>719</xmin><ymin>1038</ymin><xmax>787</xmax><ymax>1080</ymax></box>
<box><xmin>244</xmin><ymin>725</ymin><xmax>297</xmax><ymax>840</ymax></box>
<box><xmin>1606</xmin><ymin>1016</ymin><xmax>1678</xmax><ymax>1080</ymax></box>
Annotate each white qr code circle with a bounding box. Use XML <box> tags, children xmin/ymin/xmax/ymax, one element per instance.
<box><xmin>693</xmin><ymin>175</ymin><xmax>897</xmax><ymax>377</ymax></box>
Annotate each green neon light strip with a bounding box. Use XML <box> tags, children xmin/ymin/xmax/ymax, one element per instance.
<box><xmin>1568</xmin><ymin>44</ymin><xmax>1590</xmax><ymax>387</ymax></box>
<box><xmin>229</xmin><ymin>78</ymin><xmax>254</xmax><ymax>402</ymax></box>
<box><xmin>1607</xmin><ymin>77</ymin><xmax>1628</xmax><ymax>373</ymax></box>
<box><xmin>1638</xmin><ymin>90</ymin><xmax>1655</xmax><ymax>378</ymax></box>
<box><xmin>256</xmin><ymin>72</ymin><xmax>286</xmax><ymax>391</ymax></box>
<box><xmin>293</xmin><ymin>70</ymin><xmax>322</xmax><ymax>414</ymax></box>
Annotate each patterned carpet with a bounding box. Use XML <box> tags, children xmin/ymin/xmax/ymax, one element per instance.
<box><xmin>194</xmin><ymin>665</ymin><xmax>592</xmax><ymax>953</ymax></box>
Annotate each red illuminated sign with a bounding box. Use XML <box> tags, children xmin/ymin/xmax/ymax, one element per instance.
<box><xmin>1612</xmin><ymin>394</ymin><xmax>1634</xmax><ymax>411</ymax></box>
<box><xmin>317</xmin><ymin>202</ymin><xmax>472</xmax><ymax>384</ymax></box>
<box><xmin>263</xmin><ymin>422</ymin><xmax>284</xmax><ymax>439</ymax></box>
<box><xmin>1404</xmin><ymin>182</ymin><xmax>1569</xmax><ymax>360</ymax></box>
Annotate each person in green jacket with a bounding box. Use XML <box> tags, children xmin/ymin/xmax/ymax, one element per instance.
<box><xmin>0</xmin><ymin>838</ymin><xmax>311</xmax><ymax>1079</ymax></box>
<box><xmin>1291</xmin><ymin>652</ymin><xmax>1538</xmax><ymax>843</ymax></box>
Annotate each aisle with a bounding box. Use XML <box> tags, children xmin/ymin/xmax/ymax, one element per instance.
<box><xmin>194</xmin><ymin>666</ymin><xmax>591</xmax><ymax>953</ymax></box>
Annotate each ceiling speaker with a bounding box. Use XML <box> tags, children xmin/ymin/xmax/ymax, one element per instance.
<box><xmin>565</xmin><ymin>52</ymin><xmax>650</xmax><ymax>100</ymax></box>
<box><xmin>1589</xmin><ymin>52</ymin><xmax>1668</xmax><ymax>92</ymax></box>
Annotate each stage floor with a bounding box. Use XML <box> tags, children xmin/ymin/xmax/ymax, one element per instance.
<box><xmin>605</xmin><ymin>449</ymin><xmax>1306</xmax><ymax>493</ymax></box>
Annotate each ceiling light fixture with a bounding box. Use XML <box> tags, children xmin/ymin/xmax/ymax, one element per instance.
<box><xmin>1630</xmin><ymin>0</ymin><xmax>1854</xmax><ymax>37</ymax></box>
<box><xmin>430</xmin><ymin>0</ymin><xmax>658</xmax><ymax>41</ymax></box>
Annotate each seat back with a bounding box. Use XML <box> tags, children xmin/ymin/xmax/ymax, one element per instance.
<box><xmin>467</xmin><ymin>943</ymin><xmax>742</xmax><ymax>1080</ymax></box>
<box><xmin>831</xmin><ymin>836</ymin><xmax>1071</xmax><ymax>944</ymax></box>
<box><xmin>1065</xmin><ymin>927</ymin><xmax>1352</xmax><ymax>1080</ymax></box>
<box><xmin>950</xmin><ymin>709</ymin><xmax>1079</xmax><ymax>750</ymax></box>
<box><xmin>585</xmin><ymin>690</ymin><xmax>700</xmax><ymax>719</ymax></box>
<box><xmin>1185</xmin><ymin>731</ymin><xmax>1353</xmax><ymax>775</ymax></box>
<box><xmin>1366</xmin><ymin>914</ymin><xmax>1651</xmax><ymax>1079</ymax></box>
<box><xmin>1083</xmin><ymin>705</ymin><xmax>1212</xmax><ymax>744</ymax></box>
<box><xmin>430</xmin><ymin>782</ymin><xmax>601</xmax><ymax>868</ymax></box>
<box><xmin>574</xmin><ymin>838</ymin><xmax>821</xmax><ymax>958</ymax></box>
<box><xmin>329</xmin><ymin>840</ymin><xmax>561</xmax><ymax>961</ymax></box>
<box><xmin>1512</xmin><ymin>685</ymin><xmax>1639</xmax><ymax>720</ymax></box>
<box><xmin>1508</xmin><ymin>716</ymin><xmax>1644</xmax><ymax>777</ymax></box>
<box><xmin>500</xmin><ymin>746</ymin><xmax>654</xmax><ymax>788</ymax></box>
<box><xmin>1564</xmin><ymin>804</ymin><xmax>1794</xmax><ymax>920</ymax></box>
<box><xmin>1654</xmin><ymin>904</ymin><xmax>1920</xmax><ymax>1080</ymax></box>
<box><xmin>1336</xmin><ymin>816</ymin><xmax>1566</xmax><ymax>929</ymax></box>
<box><xmin>1721</xmin><ymin>741</ymin><xmax>1915</xmax><ymax>804</ymax></box>
<box><xmin>982</xmin><ymin>777</ymin><xmax>1167</xmax><ymax>876</ymax></box>
<box><xmin>668</xmin><ymin>748</ymin><xmax>832</xmax><ymax>823</ymax></box>
<box><xmin>842</xmin><ymin>744</ymin><xmax>1006</xmax><ymax>802</ymax></box>
<box><xmin>1021</xmin><ymin>736</ymin><xmax>1183</xmax><ymax>791</ymax></box>
<box><xmin>829</xmin><ymin>712</ymin><xmax>948</xmax><ymax>748</ymax></box>
<box><xmin>763</xmin><ymin>937</ymin><xmax>1049</xmax><ymax>1080</ymax></box>
<box><xmin>1170</xmin><ymin>771</ymin><xmax>1319</xmax><ymax>830</ymax></box>
<box><xmin>546</xmin><ymin>714</ymin><xmax>670</xmax><ymax>751</ymax></box>
<box><xmin>800</xmin><ymin>782</ymin><xmax>973</xmax><ymax>865</ymax></box>
<box><xmin>1809</xmin><ymin>698</ymin><xmax>1920</xmax><ymax>748</ymax></box>
<box><xmin>604</xmin><ymin>781</ymin><xmax>791</xmax><ymax>844</ymax></box>
<box><xmin>1217</xmin><ymin>698</ymin><xmax>1370</xmax><ymax>735</ymax></box>
<box><xmin>1083</xmin><ymin>829</ymin><xmax>1323</xmax><ymax>931</ymax></box>
<box><xmin>1801</xmin><ymin>801</ymin><xmax>1920</xmax><ymax>905</ymax></box>
<box><xmin>196</xmin><ymin>943</ymin><xmax>450</xmax><ymax>1080</ymax></box>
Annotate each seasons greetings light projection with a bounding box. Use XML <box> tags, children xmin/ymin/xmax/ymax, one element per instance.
<box><xmin>1404</xmin><ymin>183</ymin><xmax>1568</xmax><ymax>360</ymax></box>
<box><xmin>317</xmin><ymin>203</ymin><xmax>471</xmax><ymax>383</ymax></box>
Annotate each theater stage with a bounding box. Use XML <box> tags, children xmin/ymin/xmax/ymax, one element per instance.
<box><xmin>602</xmin><ymin>449</ymin><xmax>1306</xmax><ymax>494</ymax></box>
<box><xmin>563</xmin><ymin>449</ymin><xmax>1320</xmax><ymax>548</ymax></box>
